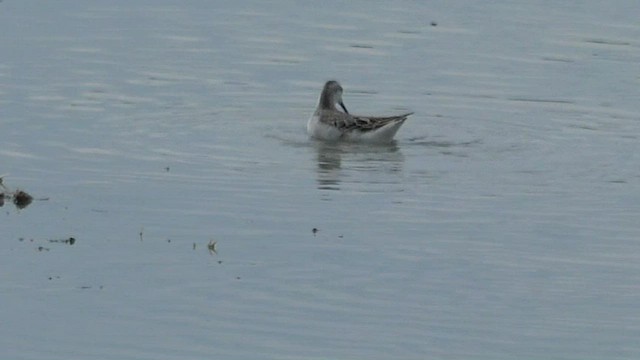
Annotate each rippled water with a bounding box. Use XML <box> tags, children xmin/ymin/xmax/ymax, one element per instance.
<box><xmin>2</xmin><ymin>1</ymin><xmax>640</xmax><ymax>359</ymax></box>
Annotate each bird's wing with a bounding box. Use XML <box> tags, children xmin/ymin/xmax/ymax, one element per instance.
<box><xmin>319</xmin><ymin>111</ymin><xmax>413</xmax><ymax>132</ymax></box>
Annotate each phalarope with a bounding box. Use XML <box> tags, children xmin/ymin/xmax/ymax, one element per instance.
<box><xmin>307</xmin><ymin>80</ymin><xmax>413</xmax><ymax>142</ymax></box>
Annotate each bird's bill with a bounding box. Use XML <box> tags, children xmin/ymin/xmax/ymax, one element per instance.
<box><xmin>339</xmin><ymin>101</ymin><xmax>349</xmax><ymax>114</ymax></box>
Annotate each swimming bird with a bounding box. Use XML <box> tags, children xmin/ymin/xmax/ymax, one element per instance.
<box><xmin>307</xmin><ymin>80</ymin><xmax>412</xmax><ymax>142</ymax></box>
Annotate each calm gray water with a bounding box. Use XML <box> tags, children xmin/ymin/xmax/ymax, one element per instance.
<box><xmin>2</xmin><ymin>1</ymin><xmax>640</xmax><ymax>359</ymax></box>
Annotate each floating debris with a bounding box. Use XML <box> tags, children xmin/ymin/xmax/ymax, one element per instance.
<box><xmin>48</xmin><ymin>237</ymin><xmax>76</xmax><ymax>245</ymax></box>
<box><xmin>312</xmin><ymin>227</ymin><xmax>319</xmax><ymax>235</ymax></box>
<box><xmin>0</xmin><ymin>176</ymin><xmax>34</xmax><ymax>209</ymax></box>
<box><xmin>13</xmin><ymin>190</ymin><xmax>33</xmax><ymax>209</ymax></box>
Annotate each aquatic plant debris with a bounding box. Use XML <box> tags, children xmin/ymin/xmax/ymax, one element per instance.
<box><xmin>13</xmin><ymin>190</ymin><xmax>33</xmax><ymax>209</ymax></box>
<box><xmin>48</xmin><ymin>237</ymin><xmax>76</xmax><ymax>245</ymax></box>
<box><xmin>0</xmin><ymin>176</ymin><xmax>34</xmax><ymax>209</ymax></box>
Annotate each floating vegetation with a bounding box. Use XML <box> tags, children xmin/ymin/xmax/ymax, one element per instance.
<box><xmin>0</xmin><ymin>175</ymin><xmax>35</xmax><ymax>209</ymax></box>
<box><xmin>13</xmin><ymin>190</ymin><xmax>33</xmax><ymax>209</ymax></box>
<box><xmin>48</xmin><ymin>237</ymin><xmax>76</xmax><ymax>245</ymax></box>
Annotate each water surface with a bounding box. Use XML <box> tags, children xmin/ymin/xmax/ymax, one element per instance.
<box><xmin>1</xmin><ymin>1</ymin><xmax>640</xmax><ymax>359</ymax></box>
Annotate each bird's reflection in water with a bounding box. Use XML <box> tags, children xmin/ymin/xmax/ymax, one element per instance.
<box><xmin>313</xmin><ymin>140</ymin><xmax>404</xmax><ymax>192</ymax></box>
<box><xmin>315</xmin><ymin>142</ymin><xmax>342</xmax><ymax>191</ymax></box>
